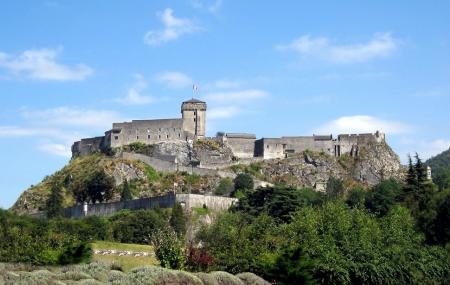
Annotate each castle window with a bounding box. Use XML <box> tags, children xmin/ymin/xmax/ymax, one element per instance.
<box><xmin>159</xmin><ymin>135</ymin><xmax>161</xmax><ymax>139</ymax></box>
<box><xmin>136</xmin><ymin>136</ymin><xmax>139</xmax><ymax>139</ymax></box>
<box><xmin>178</xmin><ymin>133</ymin><xmax>181</xmax><ymax>138</ymax></box>
<box><xmin>148</xmin><ymin>135</ymin><xmax>151</xmax><ymax>139</ymax></box>
<box><xmin>267</xmin><ymin>145</ymin><xmax>269</xmax><ymax>149</ymax></box>
<box><xmin>159</xmin><ymin>128</ymin><xmax>161</xmax><ymax>131</ymax></box>
<box><xmin>166</xmin><ymin>134</ymin><xmax>169</xmax><ymax>139</ymax></box>
<box><xmin>114</xmin><ymin>136</ymin><xmax>118</xmax><ymax>140</ymax></box>
<box><xmin>194</xmin><ymin>118</ymin><xmax>196</xmax><ymax>122</ymax></box>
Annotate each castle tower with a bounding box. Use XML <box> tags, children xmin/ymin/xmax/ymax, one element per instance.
<box><xmin>181</xmin><ymin>98</ymin><xmax>207</xmax><ymax>139</ymax></box>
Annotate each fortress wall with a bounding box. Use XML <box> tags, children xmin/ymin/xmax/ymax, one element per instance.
<box><xmin>258</xmin><ymin>138</ymin><xmax>285</xmax><ymax>159</ymax></box>
<box><xmin>63</xmin><ymin>192</ymin><xmax>176</xmax><ymax>218</ymax></box>
<box><xmin>72</xmin><ymin>136</ymin><xmax>106</xmax><ymax>157</ymax></box>
<box><xmin>176</xmin><ymin>194</ymin><xmax>238</xmax><ymax>211</ymax></box>
<box><xmin>111</xmin><ymin>119</ymin><xmax>185</xmax><ymax>148</ymax></box>
<box><xmin>225</xmin><ymin>137</ymin><xmax>256</xmax><ymax>158</ymax></box>
<box><xmin>120</xmin><ymin>152</ymin><xmax>220</xmax><ymax>177</ymax></box>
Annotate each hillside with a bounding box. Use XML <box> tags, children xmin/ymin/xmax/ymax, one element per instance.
<box><xmin>11</xmin><ymin>140</ymin><xmax>404</xmax><ymax>214</ymax></box>
<box><xmin>426</xmin><ymin>147</ymin><xmax>450</xmax><ymax>175</ymax></box>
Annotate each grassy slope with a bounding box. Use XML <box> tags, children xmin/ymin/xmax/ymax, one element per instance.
<box><xmin>92</xmin><ymin>241</ymin><xmax>158</xmax><ymax>272</ymax></box>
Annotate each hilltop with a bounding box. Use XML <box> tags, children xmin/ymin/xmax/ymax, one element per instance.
<box><xmin>11</xmin><ymin>138</ymin><xmax>404</xmax><ymax>214</ymax></box>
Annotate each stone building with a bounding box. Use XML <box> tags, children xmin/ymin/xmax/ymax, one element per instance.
<box><xmin>72</xmin><ymin>98</ymin><xmax>206</xmax><ymax>156</ymax></box>
<box><xmin>72</xmin><ymin>98</ymin><xmax>386</xmax><ymax>161</ymax></box>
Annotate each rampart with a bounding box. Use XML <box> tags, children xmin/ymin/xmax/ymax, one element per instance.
<box><xmin>176</xmin><ymin>194</ymin><xmax>238</xmax><ymax>211</ymax></box>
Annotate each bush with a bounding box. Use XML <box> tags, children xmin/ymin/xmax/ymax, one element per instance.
<box><xmin>215</xmin><ymin>177</ymin><xmax>234</xmax><ymax>196</ymax></box>
<box><xmin>233</xmin><ymin>173</ymin><xmax>254</xmax><ymax>195</ymax></box>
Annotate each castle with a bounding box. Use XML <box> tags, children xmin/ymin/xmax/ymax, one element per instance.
<box><xmin>72</xmin><ymin>98</ymin><xmax>386</xmax><ymax>160</ymax></box>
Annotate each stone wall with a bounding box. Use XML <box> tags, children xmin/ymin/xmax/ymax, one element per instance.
<box><xmin>111</xmin><ymin>119</ymin><xmax>186</xmax><ymax>148</ymax></box>
<box><xmin>176</xmin><ymin>194</ymin><xmax>238</xmax><ymax>211</ymax></box>
<box><xmin>72</xmin><ymin>136</ymin><xmax>107</xmax><ymax>157</ymax></box>
<box><xmin>222</xmin><ymin>133</ymin><xmax>256</xmax><ymax>159</ymax></box>
<box><xmin>63</xmin><ymin>192</ymin><xmax>176</xmax><ymax>218</ymax></box>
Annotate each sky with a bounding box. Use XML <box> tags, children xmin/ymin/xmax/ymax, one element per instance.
<box><xmin>1</xmin><ymin>0</ymin><xmax>450</xmax><ymax>208</ymax></box>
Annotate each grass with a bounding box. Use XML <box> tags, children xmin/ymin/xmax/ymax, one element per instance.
<box><xmin>192</xmin><ymin>207</ymin><xmax>210</xmax><ymax>216</ymax></box>
<box><xmin>91</xmin><ymin>241</ymin><xmax>158</xmax><ymax>272</ymax></box>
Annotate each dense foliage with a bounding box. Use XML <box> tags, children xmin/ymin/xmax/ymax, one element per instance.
<box><xmin>0</xmin><ymin>210</ymin><xmax>92</xmax><ymax>265</ymax></box>
<box><xmin>198</xmin><ymin>156</ymin><xmax>450</xmax><ymax>284</ymax></box>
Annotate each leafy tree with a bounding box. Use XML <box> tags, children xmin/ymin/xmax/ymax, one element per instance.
<box><xmin>120</xmin><ymin>179</ymin><xmax>133</xmax><ymax>201</ymax></box>
<box><xmin>152</xmin><ymin>229</ymin><xmax>185</xmax><ymax>269</ymax></box>
<box><xmin>326</xmin><ymin>177</ymin><xmax>344</xmax><ymax>199</ymax></box>
<box><xmin>365</xmin><ymin>178</ymin><xmax>402</xmax><ymax>216</ymax></box>
<box><xmin>433</xmin><ymin>189</ymin><xmax>450</xmax><ymax>244</ymax></box>
<box><xmin>215</xmin><ymin>177</ymin><xmax>234</xmax><ymax>196</ymax></box>
<box><xmin>45</xmin><ymin>182</ymin><xmax>64</xmax><ymax>218</ymax></box>
<box><xmin>170</xmin><ymin>202</ymin><xmax>186</xmax><ymax>237</ymax></box>
<box><xmin>233</xmin><ymin>173</ymin><xmax>254</xmax><ymax>194</ymax></box>
<box><xmin>262</xmin><ymin>246</ymin><xmax>316</xmax><ymax>285</ymax></box>
<box><xmin>433</xmin><ymin>168</ymin><xmax>450</xmax><ymax>190</ymax></box>
<box><xmin>345</xmin><ymin>187</ymin><xmax>366</xmax><ymax>208</ymax></box>
<box><xmin>86</xmin><ymin>170</ymin><xmax>114</xmax><ymax>203</ymax></box>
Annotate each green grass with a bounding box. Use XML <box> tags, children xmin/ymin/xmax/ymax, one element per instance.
<box><xmin>92</xmin><ymin>241</ymin><xmax>158</xmax><ymax>272</ymax></box>
<box><xmin>192</xmin><ymin>207</ymin><xmax>210</xmax><ymax>216</ymax></box>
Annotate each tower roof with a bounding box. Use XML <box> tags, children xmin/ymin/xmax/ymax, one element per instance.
<box><xmin>182</xmin><ymin>98</ymin><xmax>205</xmax><ymax>104</ymax></box>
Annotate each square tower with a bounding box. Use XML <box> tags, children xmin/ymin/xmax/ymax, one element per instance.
<box><xmin>181</xmin><ymin>98</ymin><xmax>207</xmax><ymax>139</ymax></box>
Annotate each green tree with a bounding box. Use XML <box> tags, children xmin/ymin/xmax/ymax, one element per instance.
<box><xmin>152</xmin><ymin>229</ymin><xmax>185</xmax><ymax>269</ymax></box>
<box><xmin>120</xmin><ymin>179</ymin><xmax>133</xmax><ymax>201</ymax></box>
<box><xmin>346</xmin><ymin>187</ymin><xmax>366</xmax><ymax>208</ymax></box>
<box><xmin>45</xmin><ymin>182</ymin><xmax>64</xmax><ymax>218</ymax></box>
<box><xmin>326</xmin><ymin>177</ymin><xmax>344</xmax><ymax>199</ymax></box>
<box><xmin>263</xmin><ymin>246</ymin><xmax>316</xmax><ymax>285</ymax></box>
<box><xmin>415</xmin><ymin>153</ymin><xmax>428</xmax><ymax>186</ymax></box>
<box><xmin>365</xmin><ymin>178</ymin><xmax>402</xmax><ymax>216</ymax></box>
<box><xmin>215</xmin><ymin>177</ymin><xmax>234</xmax><ymax>196</ymax></box>
<box><xmin>433</xmin><ymin>168</ymin><xmax>450</xmax><ymax>190</ymax></box>
<box><xmin>170</xmin><ymin>202</ymin><xmax>186</xmax><ymax>237</ymax></box>
<box><xmin>233</xmin><ymin>173</ymin><xmax>254</xmax><ymax>194</ymax></box>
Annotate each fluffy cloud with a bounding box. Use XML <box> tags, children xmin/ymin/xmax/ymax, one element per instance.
<box><xmin>21</xmin><ymin>107</ymin><xmax>123</xmax><ymax>130</ymax></box>
<box><xmin>38</xmin><ymin>143</ymin><xmax>72</xmax><ymax>157</ymax></box>
<box><xmin>0</xmin><ymin>48</ymin><xmax>93</xmax><ymax>80</ymax></box>
<box><xmin>314</xmin><ymin>115</ymin><xmax>411</xmax><ymax>135</ymax></box>
<box><xmin>115</xmin><ymin>74</ymin><xmax>153</xmax><ymax>105</ymax></box>
<box><xmin>399</xmin><ymin>138</ymin><xmax>450</xmax><ymax>161</ymax></box>
<box><xmin>276</xmin><ymin>33</ymin><xmax>398</xmax><ymax>64</ymax></box>
<box><xmin>208</xmin><ymin>106</ymin><xmax>240</xmax><ymax>119</ymax></box>
<box><xmin>156</xmin><ymin>71</ymin><xmax>193</xmax><ymax>88</ymax></box>
<box><xmin>206</xmin><ymin>89</ymin><xmax>268</xmax><ymax>103</ymax></box>
<box><xmin>144</xmin><ymin>8</ymin><xmax>202</xmax><ymax>46</ymax></box>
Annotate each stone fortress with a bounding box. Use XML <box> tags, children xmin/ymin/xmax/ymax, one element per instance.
<box><xmin>72</xmin><ymin>98</ymin><xmax>386</xmax><ymax>161</ymax></box>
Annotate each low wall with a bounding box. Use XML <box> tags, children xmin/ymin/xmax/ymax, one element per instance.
<box><xmin>63</xmin><ymin>192</ymin><xmax>176</xmax><ymax>218</ymax></box>
<box><xmin>176</xmin><ymin>194</ymin><xmax>238</xmax><ymax>211</ymax></box>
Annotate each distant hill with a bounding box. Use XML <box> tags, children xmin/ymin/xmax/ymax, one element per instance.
<box><xmin>426</xmin><ymin>147</ymin><xmax>450</xmax><ymax>176</ymax></box>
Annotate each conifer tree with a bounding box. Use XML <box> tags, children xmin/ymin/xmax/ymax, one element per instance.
<box><xmin>46</xmin><ymin>182</ymin><xmax>63</xmax><ymax>218</ymax></box>
<box><xmin>120</xmin><ymin>179</ymin><xmax>133</xmax><ymax>201</ymax></box>
<box><xmin>415</xmin><ymin>153</ymin><xmax>428</xmax><ymax>186</ymax></box>
<box><xmin>406</xmin><ymin>154</ymin><xmax>417</xmax><ymax>188</ymax></box>
<box><xmin>170</xmin><ymin>202</ymin><xmax>186</xmax><ymax>237</ymax></box>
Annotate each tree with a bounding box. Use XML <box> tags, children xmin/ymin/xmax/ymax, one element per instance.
<box><xmin>326</xmin><ymin>177</ymin><xmax>344</xmax><ymax>199</ymax></box>
<box><xmin>433</xmin><ymin>168</ymin><xmax>450</xmax><ymax>191</ymax></box>
<box><xmin>152</xmin><ymin>229</ymin><xmax>185</xmax><ymax>269</ymax></box>
<box><xmin>215</xmin><ymin>177</ymin><xmax>234</xmax><ymax>196</ymax></box>
<box><xmin>346</xmin><ymin>187</ymin><xmax>366</xmax><ymax>208</ymax></box>
<box><xmin>415</xmin><ymin>153</ymin><xmax>428</xmax><ymax>186</ymax></box>
<box><xmin>120</xmin><ymin>179</ymin><xmax>133</xmax><ymax>201</ymax></box>
<box><xmin>46</xmin><ymin>182</ymin><xmax>64</xmax><ymax>218</ymax></box>
<box><xmin>233</xmin><ymin>173</ymin><xmax>254</xmax><ymax>194</ymax></box>
<box><xmin>406</xmin><ymin>154</ymin><xmax>417</xmax><ymax>187</ymax></box>
<box><xmin>170</xmin><ymin>202</ymin><xmax>186</xmax><ymax>237</ymax></box>
<box><xmin>365</xmin><ymin>179</ymin><xmax>402</xmax><ymax>216</ymax></box>
<box><xmin>263</xmin><ymin>246</ymin><xmax>316</xmax><ymax>285</ymax></box>
<box><xmin>86</xmin><ymin>170</ymin><xmax>114</xmax><ymax>203</ymax></box>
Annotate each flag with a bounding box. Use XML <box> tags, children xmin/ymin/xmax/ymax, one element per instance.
<box><xmin>193</xmin><ymin>84</ymin><xmax>199</xmax><ymax>92</ymax></box>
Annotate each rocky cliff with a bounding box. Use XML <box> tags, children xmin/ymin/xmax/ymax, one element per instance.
<box><xmin>11</xmin><ymin>139</ymin><xmax>404</xmax><ymax>214</ymax></box>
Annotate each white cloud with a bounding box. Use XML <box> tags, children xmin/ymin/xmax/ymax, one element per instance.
<box><xmin>277</xmin><ymin>33</ymin><xmax>398</xmax><ymax>64</ymax></box>
<box><xmin>399</xmin><ymin>138</ymin><xmax>450</xmax><ymax>161</ymax></box>
<box><xmin>156</xmin><ymin>71</ymin><xmax>193</xmax><ymax>88</ymax></box>
<box><xmin>38</xmin><ymin>143</ymin><xmax>72</xmax><ymax>157</ymax></box>
<box><xmin>0</xmin><ymin>48</ymin><xmax>93</xmax><ymax>80</ymax></box>
<box><xmin>144</xmin><ymin>8</ymin><xmax>202</xmax><ymax>46</ymax></box>
<box><xmin>314</xmin><ymin>115</ymin><xmax>411</xmax><ymax>135</ymax></box>
<box><xmin>206</xmin><ymin>89</ymin><xmax>268</xmax><ymax>103</ymax></box>
<box><xmin>115</xmin><ymin>74</ymin><xmax>153</xmax><ymax>105</ymax></box>
<box><xmin>21</xmin><ymin>107</ymin><xmax>123</xmax><ymax>130</ymax></box>
<box><xmin>208</xmin><ymin>106</ymin><xmax>240</xmax><ymax>119</ymax></box>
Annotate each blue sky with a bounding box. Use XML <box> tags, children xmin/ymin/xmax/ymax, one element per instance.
<box><xmin>1</xmin><ymin>0</ymin><xmax>450</xmax><ymax>208</ymax></box>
